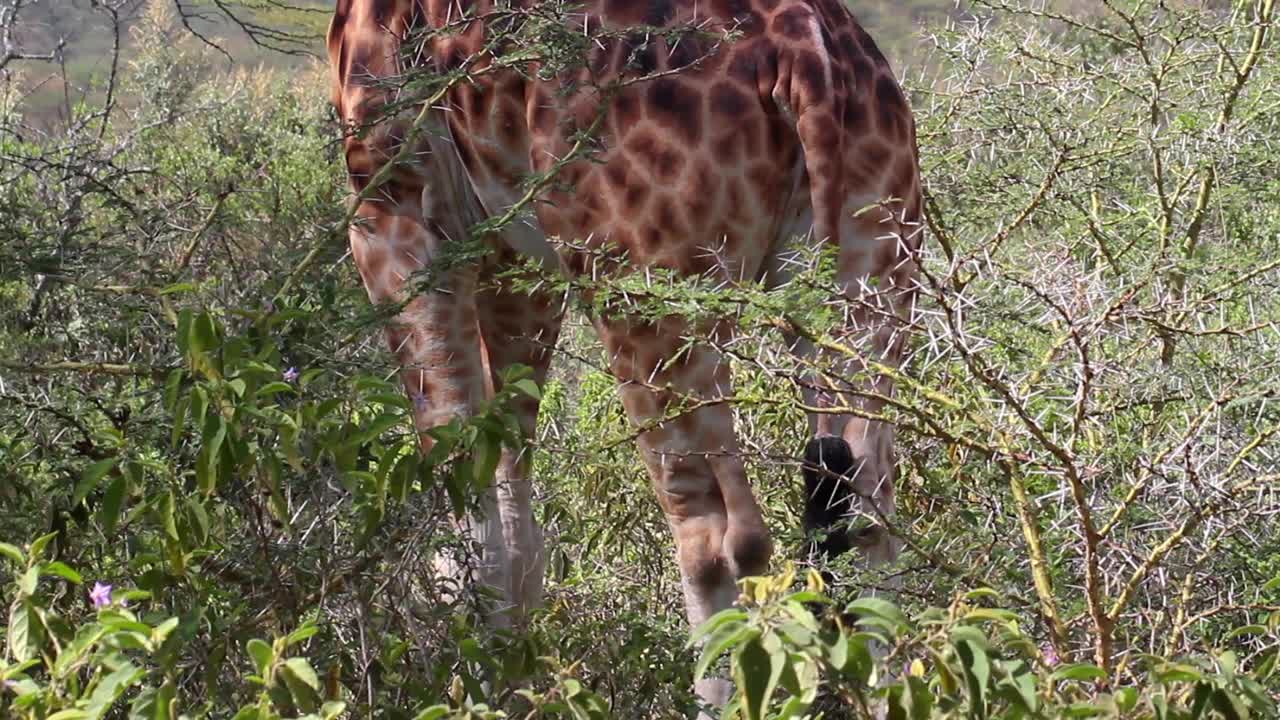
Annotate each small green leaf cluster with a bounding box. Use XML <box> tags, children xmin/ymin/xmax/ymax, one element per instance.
<box><xmin>692</xmin><ymin>566</ymin><xmax>1277</xmax><ymax>720</ymax></box>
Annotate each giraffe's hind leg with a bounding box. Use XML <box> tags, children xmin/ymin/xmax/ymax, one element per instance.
<box><xmin>593</xmin><ymin>316</ymin><xmax>771</xmax><ymax>708</ymax></box>
<box><xmin>782</xmin><ymin>206</ymin><xmax>920</xmax><ymax>578</ymax></box>
<box><xmin>475</xmin><ymin>253</ymin><xmax>565</xmax><ymax>624</ymax></box>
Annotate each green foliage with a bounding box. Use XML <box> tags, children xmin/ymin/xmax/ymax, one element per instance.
<box><xmin>690</xmin><ymin>568</ymin><xmax>1276</xmax><ymax>720</ymax></box>
<box><xmin>4</xmin><ymin>556</ymin><xmax>1275</xmax><ymax>718</ymax></box>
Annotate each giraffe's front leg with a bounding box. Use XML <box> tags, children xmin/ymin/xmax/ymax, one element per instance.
<box><xmin>347</xmin><ymin>199</ymin><xmax>514</xmax><ymax>628</ymax></box>
<box><xmin>326</xmin><ymin>0</ymin><xmax>514</xmax><ymax>627</ymax></box>
<box><xmin>475</xmin><ymin>258</ymin><xmax>565</xmax><ymax>624</ymax></box>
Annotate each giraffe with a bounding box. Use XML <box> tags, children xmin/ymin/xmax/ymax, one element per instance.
<box><xmin>327</xmin><ymin>0</ymin><xmax>921</xmax><ymax>706</ymax></box>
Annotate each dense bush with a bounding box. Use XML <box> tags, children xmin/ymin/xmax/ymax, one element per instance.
<box><xmin>2</xmin><ymin>1</ymin><xmax>1279</xmax><ymax>718</ymax></box>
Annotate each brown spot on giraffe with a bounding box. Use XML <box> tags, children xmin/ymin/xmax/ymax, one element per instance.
<box><xmin>710</xmin><ymin>81</ymin><xmax>752</xmax><ymax>117</ymax></box>
<box><xmin>626</xmin><ymin>132</ymin><xmax>686</xmax><ymax>183</ymax></box>
<box><xmin>646</xmin><ymin>77</ymin><xmax>703</xmax><ymax>144</ymax></box>
<box><xmin>327</xmin><ymin>0</ymin><xmax>921</xmax><ymax>707</ymax></box>
<box><xmin>875</xmin><ymin>73</ymin><xmax>908</xmax><ymax>140</ymax></box>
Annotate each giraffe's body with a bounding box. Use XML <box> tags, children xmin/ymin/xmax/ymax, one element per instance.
<box><xmin>328</xmin><ymin>0</ymin><xmax>920</xmax><ymax>705</ymax></box>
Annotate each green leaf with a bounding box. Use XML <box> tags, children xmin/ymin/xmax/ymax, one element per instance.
<box><xmin>286</xmin><ymin>623</ymin><xmax>319</xmax><ymax>647</ymax></box>
<box><xmin>256</xmin><ymin>382</ymin><xmax>295</xmax><ymax>397</ymax></box>
<box><xmin>176</xmin><ymin>310</ymin><xmax>193</xmax><ymax>357</ymax></box>
<box><xmin>169</xmin><ymin>396</ymin><xmax>188</xmax><ymax>450</ymax></box>
<box><xmin>47</xmin><ymin>711</ymin><xmax>91</xmax><ymax>720</ymax></box>
<box><xmin>344</xmin><ymin>413</ymin><xmax>405</xmax><ymax>449</ymax></box>
<box><xmin>963</xmin><ymin>607</ymin><xmax>1021</xmax><ymax>625</ymax></box>
<box><xmin>159</xmin><ymin>282</ymin><xmax>195</xmax><ymax>295</ymax></box>
<box><xmin>247</xmin><ymin>638</ymin><xmax>273</xmax><ymax>676</ymax></box>
<box><xmin>0</xmin><ymin>541</ymin><xmax>23</xmax><ymax>565</ymax></box>
<box><xmin>952</xmin><ymin>627</ymin><xmax>990</xmax><ymax>720</ymax></box>
<box><xmin>1155</xmin><ymin>663</ymin><xmax>1203</xmax><ymax>684</ymax></box>
<box><xmin>7</xmin><ymin>601</ymin><xmax>39</xmax><ymax>662</ymax></box>
<box><xmin>906</xmin><ymin>675</ymin><xmax>935</xmax><ymax>720</ymax></box>
<box><xmin>280</xmin><ymin>657</ymin><xmax>322</xmax><ymax>712</ymax></box>
<box><xmin>99</xmin><ymin>610</ymin><xmax>151</xmax><ymax>634</ymax></box>
<box><xmin>1209</xmin><ymin>687</ymin><xmax>1246</xmax><ymax>720</ymax></box>
<box><xmin>199</xmin><ymin>416</ymin><xmax>227</xmax><ymax>495</ymax></box>
<box><xmin>847</xmin><ymin>596</ymin><xmax>907</xmax><ymax>634</ymax></box>
<box><xmin>841</xmin><ymin>633</ymin><xmax>876</xmax><ymax>685</ymax></box>
<box><xmin>190</xmin><ymin>312</ymin><xmax>219</xmax><ymax>355</ymax></box>
<box><xmin>389</xmin><ymin>452</ymin><xmax>416</xmax><ymax>503</ymax></box>
<box><xmin>186</xmin><ymin>498</ymin><xmax>210</xmax><ymax>546</ymax></box>
<box><xmin>19</xmin><ymin>565</ymin><xmax>39</xmax><ymax>595</ymax></box>
<box><xmin>152</xmin><ymin>617</ymin><xmax>180</xmax><ymax>646</ymax></box>
<box><xmin>162</xmin><ymin>491</ymin><xmax>180</xmax><ymax>541</ymax></box>
<box><xmin>1062</xmin><ymin>703</ymin><xmax>1108</xmax><ymax>717</ymax></box>
<box><xmin>1223</xmin><ymin>624</ymin><xmax>1267</xmax><ymax>641</ymax></box>
<box><xmin>41</xmin><ymin>561</ymin><xmax>83</xmax><ymax>584</ymax></box>
<box><xmin>777</xmin><ymin>621</ymin><xmax>814</xmax><ymax>648</ymax></box>
<box><xmin>29</xmin><ymin>531</ymin><xmax>58</xmax><ymax>561</ymax></box>
<box><xmin>367</xmin><ymin>392</ymin><xmax>410</xmax><ymax>409</ymax></box>
<box><xmin>53</xmin><ymin>623</ymin><xmax>108</xmax><ymax>678</ymax></box>
<box><xmin>827</xmin><ymin>631</ymin><xmax>849</xmax><ymax>670</ymax></box>
<box><xmin>512</xmin><ymin>378</ymin><xmax>541</xmax><ymax>399</ymax></box>
<box><xmin>886</xmin><ymin>683</ymin><xmax>909</xmax><ymax>720</ymax></box>
<box><xmin>85</xmin><ymin>662</ymin><xmax>145</xmax><ymax>719</ymax></box>
<box><xmin>319</xmin><ymin>701</ymin><xmax>348</xmax><ymax>720</ymax></box>
<box><xmin>999</xmin><ymin>660</ymin><xmax>1038</xmax><ymax>714</ymax></box>
<box><xmin>1189</xmin><ymin>682</ymin><xmax>1213</xmax><ymax>720</ymax></box>
<box><xmin>690</xmin><ymin>608</ymin><xmax>747</xmax><ymax>644</ymax></box>
<box><xmin>163</xmin><ymin>369</ymin><xmax>185</xmax><ymax>414</ymax></box>
<box><xmin>74</xmin><ymin>457</ymin><xmax>119</xmax><ymax>505</ymax></box>
<box><xmin>695</xmin><ymin>622</ymin><xmax>751</xmax><ymax>682</ymax></box>
<box><xmin>1115</xmin><ymin>687</ymin><xmax>1138</xmax><ymax>712</ymax></box>
<box><xmin>283</xmin><ymin>658</ymin><xmax>322</xmax><ymax>691</ymax></box>
<box><xmin>129</xmin><ymin>681</ymin><xmax>176</xmax><ymax>720</ymax></box>
<box><xmin>1051</xmin><ymin>663</ymin><xmax>1109</xmax><ymax>683</ymax></box>
<box><xmin>100</xmin><ymin>475</ymin><xmax>128</xmax><ymax>536</ymax></box>
<box><xmin>734</xmin><ymin>636</ymin><xmax>784</xmax><ymax>720</ymax></box>
<box><xmin>473</xmin><ymin>434</ymin><xmax>501</xmax><ymax>488</ymax></box>
<box><xmin>229</xmin><ymin>706</ymin><xmax>260</xmax><ymax>720</ymax></box>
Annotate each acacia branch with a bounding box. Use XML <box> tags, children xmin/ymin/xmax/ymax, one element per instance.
<box><xmin>1106</xmin><ymin>473</ymin><xmax>1280</xmax><ymax>625</ymax></box>
<box><xmin>0</xmin><ymin>359</ymin><xmax>172</xmax><ymax>378</ymax></box>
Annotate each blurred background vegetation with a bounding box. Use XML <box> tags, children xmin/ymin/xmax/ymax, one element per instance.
<box><xmin>1</xmin><ymin>0</ymin><xmax>1279</xmax><ymax>718</ymax></box>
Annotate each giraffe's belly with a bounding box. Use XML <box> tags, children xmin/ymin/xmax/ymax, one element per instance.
<box><xmin>445</xmin><ymin>116</ymin><xmax>560</xmax><ymax>268</ymax></box>
<box><xmin>441</xmin><ymin>33</ymin><xmax>809</xmax><ymax>283</ymax></box>
<box><xmin>470</xmin><ymin>173</ymin><xmax>559</xmax><ymax>269</ymax></box>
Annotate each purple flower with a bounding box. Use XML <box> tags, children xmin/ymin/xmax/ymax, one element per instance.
<box><xmin>282</xmin><ymin>367</ymin><xmax>300</xmax><ymax>383</ymax></box>
<box><xmin>89</xmin><ymin>582</ymin><xmax>113</xmax><ymax>609</ymax></box>
<box><xmin>1041</xmin><ymin>643</ymin><xmax>1060</xmax><ymax>667</ymax></box>
<box><xmin>412</xmin><ymin>392</ymin><xmax>428</xmax><ymax>412</ymax></box>
<box><xmin>263</xmin><ymin>300</ymin><xmax>275</xmax><ymax>315</ymax></box>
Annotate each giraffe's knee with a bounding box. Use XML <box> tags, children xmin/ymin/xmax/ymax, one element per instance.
<box><xmin>675</xmin><ymin>518</ymin><xmax>731</xmax><ymax>591</ymax></box>
<box><xmin>724</xmin><ymin>521</ymin><xmax>772</xmax><ymax>579</ymax></box>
